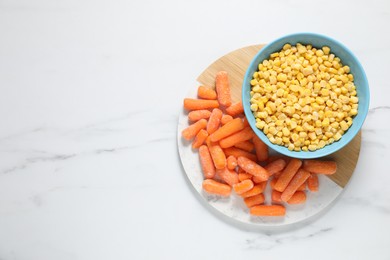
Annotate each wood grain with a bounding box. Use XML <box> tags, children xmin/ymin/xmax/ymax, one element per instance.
<box><xmin>196</xmin><ymin>44</ymin><xmax>361</xmax><ymax>188</ymax></box>
<box><xmin>197</xmin><ymin>45</ymin><xmax>265</xmax><ymax>103</ymax></box>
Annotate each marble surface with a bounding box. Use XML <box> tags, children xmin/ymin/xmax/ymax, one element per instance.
<box><xmin>0</xmin><ymin>0</ymin><xmax>389</xmax><ymax>259</ymax></box>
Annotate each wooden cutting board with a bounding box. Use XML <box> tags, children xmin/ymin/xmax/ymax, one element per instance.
<box><xmin>197</xmin><ymin>44</ymin><xmax>361</xmax><ymax>188</ymax></box>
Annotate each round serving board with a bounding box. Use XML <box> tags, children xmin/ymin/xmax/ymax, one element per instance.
<box><xmin>178</xmin><ymin>44</ymin><xmax>361</xmax><ymax>229</ymax></box>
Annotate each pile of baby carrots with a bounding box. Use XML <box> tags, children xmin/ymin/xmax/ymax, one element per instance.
<box><xmin>182</xmin><ymin>71</ymin><xmax>337</xmax><ymax>217</ymax></box>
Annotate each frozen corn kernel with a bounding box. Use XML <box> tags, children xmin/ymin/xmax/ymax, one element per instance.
<box><xmin>340</xmin><ymin>121</ymin><xmax>349</xmax><ymax>131</ymax></box>
<box><xmin>250</xmin><ymin>43</ymin><xmax>358</xmax><ymax>151</ymax></box>
<box><xmin>282</xmin><ymin>128</ymin><xmax>290</xmax><ymax>136</ymax></box>
<box><xmin>322</xmin><ymin>46</ymin><xmax>330</xmax><ymax>55</ymax></box>
<box><xmin>250</xmin><ymin>103</ymin><xmax>258</xmax><ymax>112</ymax></box>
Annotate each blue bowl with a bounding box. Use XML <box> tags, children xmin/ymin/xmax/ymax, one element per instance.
<box><xmin>242</xmin><ymin>33</ymin><xmax>370</xmax><ymax>159</ymax></box>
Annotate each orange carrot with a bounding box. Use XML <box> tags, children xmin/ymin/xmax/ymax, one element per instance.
<box><xmin>184</xmin><ymin>98</ymin><xmax>219</xmax><ymax>111</ymax></box>
<box><xmin>273</xmin><ymin>171</ymin><xmax>283</xmax><ymax>178</ymax></box>
<box><xmin>264</xmin><ymin>159</ymin><xmax>287</xmax><ymax>176</ymax></box>
<box><xmin>197</xmin><ymin>86</ymin><xmax>217</xmax><ymax>100</ymax></box>
<box><xmin>208</xmin><ymin>143</ymin><xmax>226</xmax><ymax>170</ymax></box>
<box><xmin>202</xmin><ymin>179</ymin><xmax>231</xmax><ymax>196</ymax></box>
<box><xmin>207</xmin><ymin>108</ymin><xmax>223</xmax><ymax>134</ymax></box>
<box><xmin>272</xmin><ymin>190</ymin><xmax>307</xmax><ymax>204</ymax></box>
<box><xmin>307</xmin><ymin>174</ymin><xmax>319</xmax><ymax>192</ymax></box>
<box><xmin>281</xmin><ymin>168</ymin><xmax>311</xmax><ymax>202</ymax></box>
<box><xmin>188</xmin><ymin>110</ymin><xmax>212</xmax><ymax>122</ymax></box>
<box><xmin>205</xmin><ymin>135</ymin><xmax>213</xmax><ymax>147</ymax></box>
<box><xmin>270</xmin><ymin>177</ymin><xmax>278</xmax><ymax>189</ymax></box>
<box><xmin>274</xmin><ymin>158</ymin><xmax>302</xmax><ymax>192</ymax></box>
<box><xmin>226</xmin><ymin>101</ymin><xmax>244</xmax><ymax>117</ymax></box>
<box><xmin>219</xmin><ymin>127</ymin><xmax>254</xmax><ymax>148</ymax></box>
<box><xmin>286</xmin><ymin>191</ymin><xmax>307</xmax><ymax>204</ymax></box>
<box><xmin>221</xmin><ymin>114</ymin><xmax>233</xmax><ymax>125</ymax></box>
<box><xmin>250</xmin><ymin>205</ymin><xmax>286</xmax><ymax>216</ymax></box>
<box><xmin>242</xmin><ymin>117</ymin><xmax>250</xmax><ymax>127</ymax></box>
<box><xmin>303</xmin><ymin>160</ymin><xmax>337</xmax><ymax>175</ymax></box>
<box><xmin>199</xmin><ymin>145</ymin><xmax>215</xmax><ymax>179</ymax></box>
<box><xmin>192</xmin><ymin>129</ymin><xmax>208</xmax><ymax>149</ymax></box>
<box><xmin>233</xmin><ymin>179</ymin><xmax>254</xmax><ymax>194</ymax></box>
<box><xmin>234</xmin><ymin>141</ymin><xmax>254</xmax><ymax>152</ymax></box>
<box><xmin>253</xmin><ymin>136</ymin><xmax>268</xmax><ymax>161</ymax></box>
<box><xmin>210</xmin><ymin>118</ymin><xmax>245</xmax><ymax>142</ymax></box>
<box><xmin>181</xmin><ymin>119</ymin><xmax>207</xmax><ymax>141</ymax></box>
<box><xmin>252</xmin><ymin>174</ymin><xmax>270</xmax><ymax>184</ymax></box>
<box><xmin>217</xmin><ymin>167</ymin><xmax>239</xmax><ymax>186</ymax></box>
<box><xmin>240</xmin><ymin>182</ymin><xmax>266</xmax><ymax>198</ymax></box>
<box><xmin>238</xmin><ymin>173</ymin><xmax>252</xmax><ymax>182</ymax></box>
<box><xmin>271</xmin><ymin>190</ymin><xmax>282</xmax><ymax>203</ymax></box>
<box><xmin>215</xmin><ymin>71</ymin><xmax>232</xmax><ymax>107</ymax></box>
<box><xmin>223</xmin><ymin>147</ymin><xmax>257</xmax><ymax>162</ymax></box>
<box><xmin>237</xmin><ymin>156</ymin><xmax>269</xmax><ymax>181</ymax></box>
<box><xmin>226</xmin><ymin>155</ymin><xmax>237</xmax><ymax>170</ymax></box>
<box><xmin>244</xmin><ymin>194</ymin><xmax>265</xmax><ymax>208</ymax></box>
<box><xmin>297</xmin><ymin>182</ymin><xmax>306</xmax><ymax>191</ymax></box>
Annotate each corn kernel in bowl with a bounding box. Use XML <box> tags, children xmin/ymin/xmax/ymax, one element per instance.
<box><xmin>250</xmin><ymin>43</ymin><xmax>358</xmax><ymax>152</ymax></box>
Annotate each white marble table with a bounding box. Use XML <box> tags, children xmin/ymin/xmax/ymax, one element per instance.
<box><xmin>0</xmin><ymin>0</ymin><xmax>389</xmax><ymax>259</ymax></box>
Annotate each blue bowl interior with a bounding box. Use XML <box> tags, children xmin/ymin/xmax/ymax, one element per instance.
<box><xmin>242</xmin><ymin>33</ymin><xmax>369</xmax><ymax>159</ymax></box>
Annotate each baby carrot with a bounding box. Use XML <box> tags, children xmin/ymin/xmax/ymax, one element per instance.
<box><xmin>208</xmin><ymin>143</ymin><xmax>226</xmax><ymax>170</ymax></box>
<box><xmin>270</xmin><ymin>177</ymin><xmax>278</xmax><ymax>190</ymax></box>
<box><xmin>207</xmin><ymin>108</ymin><xmax>223</xmax><ymax>134</ymax></box>
<box><xmin>215</xmin><ymin>71</ymin><xmax>232</xmax><ymax>107</ymax></box>
<box><xmin>182</xmin><ymin>119</ymin><xmax>207</xmax><ymax>141</ymax></box>
<box><xmin>226</xmin><ymin>101</ymin><xmax>244</xmax><ymax>117</ymax></box>
<box><xmin>223</xmin><ymin>147</ymin><xmax>257</xmax><ymax>162</ymax></box>
<box><xmin>199</xmin><ymin>145</ymin><xmax>215</xmax><ymax>179</ymax></box>
<box><xmin>192</xmin><ymin>129</ymin><xmax>208</xmax><ymax>149</ymax></box>
<box><xmin>253</xmin><ymin>136</ymin><xmax>268</xmax><ymax>162</ymax></box>
<box><xmin>221</xmin><ymin>114</ymin><xmax>233</xmax><ymax>125</ymax></box>
<box><xmin>250</xmin><ymin>205</ymin><xmax>286</xmax><ymax>216</ymax></box>
<box><xmin>210</xmin><ymin>118</ymin><xmax>245</xmax><ymax>142</ymax></box>
<box><xmin>297</xmin><ymin>182</ymin><xmax>306</xmax><ymax>191</ymax></box>
<box><xmin>286</xmin><ymin>191</ymin><xmax>307</xmax><ymax>204</ymax></box>
<box><xmin>226</xmin><ymin>155</ymin><xmax>237</xmax><ymax>170</ymax></box>
<box><xmin>217</xmin><ymin>167</ymin><xmax>239</xmax><ymax>186</ymax></box>
<box><xmin>234</xmin><ymin>141</ymin><xmax>254</xmax><ymax>152</ymax></box>
<box><xmin>273</xmin><ymin>171</ymin><xmax>282</xmax><ymax>178</ymax></box>
<box><xmin>281</xmin><ymin>169</ymin><xmax>311</xmax><ymax>202</ymax></box>
<box><xmin>237</xmin><ymin>156</ymin><xmax>269</xmax><ymax>181</ymax></box>
<box><xmin>264</xmin><ymin>159</ymin><xmax>287</xmax><ymax>176</ymax></box>
<box><xmin>252</xmin><ymin>174</ymin><xmax>270</xmax><ymax>184</ymax></box>
<box><xmin>307</xmin><ymin>174</ymin><xmax>319</xmax><ymax>192</ymax></box>
<box><xmin>242</xmin><ymin>117</ymin><xmax>250</xmax><ymax>127</ymax></box>
<box><xmin>238</xmin><ymin>173</ymin><xmax>252</xmax><ymax>182</ymax></box>
<box><xmin>240</xmin><ymin>182</ymin><xmax>266</xmax><ymax>198</ymax></box>
<box><xmin>244</xmin><ymin>194</ymin><xmax>265</xmax><ymax>208</ymax></box>
<box><xmin>272</xmin><ymin>190</ymin><xmax>306</xmax><ymax>204</ymax></box>
<box><xmin>303</xmin><ymin>160</ymin><xmax>337</xmax><ymax>175</ymax></box>
<box><xmin>271</xmin><ymin>190</ymin><xmax>282</xmax><ymax>203</ymax></box>
<box><xmin>202</xmin><ymin>179</ymin><xmax>231</xmax><ymax>196</ymax></box>
<box><xmin>188</xmin><ymin>110</ymin><xmax>212</xmax><ymax>122</ymax></box>
<box><xmin>219</xmin><ymin>127</ymin><xmax>254</xmax><ymax>148</ymax></box>
<box><xmin>184</xmin><ymin>98</ymin><xmax>219</xmax><ymax>111</ymax></box>
<box><xmin>274</xmin><ymin>158</ymin><xmax>302</xmax><ymax>192</ymax></box>
<box><xmin>197</xmin><ymin>86</ymin><xmax>217</xmax><ymax>100</ymax></box>
<box><xmin>233</xmin><ymin>179</ymin><xmax>254</xmax><ymax>195</ymax></box>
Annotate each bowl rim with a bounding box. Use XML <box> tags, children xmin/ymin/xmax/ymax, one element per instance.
<box><xmin>242</xmin><ymin>32</ymin><xmax>370</xmax><ymax>159</ymax></box>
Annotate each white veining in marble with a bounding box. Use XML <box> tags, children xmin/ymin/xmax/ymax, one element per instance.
<box><xmin>1</xmin><ymin>0</ymin><xmax>390</xmax><ymax>259</ymax></box>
